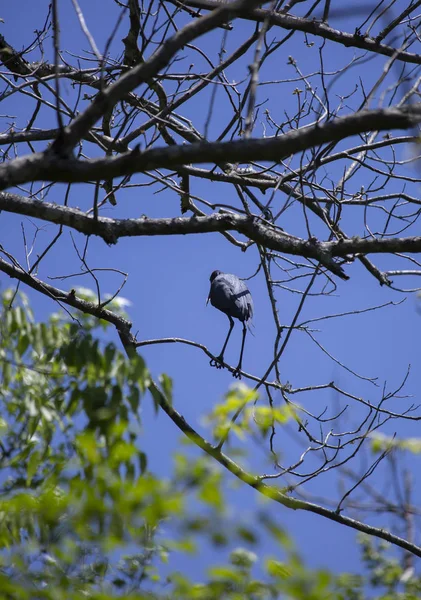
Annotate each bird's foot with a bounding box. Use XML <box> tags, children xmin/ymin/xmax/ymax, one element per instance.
<box><xmin>233</xmin><ymin>366</ymin><xmax>242</xmax><ymax>379</ymax></box>
<box><xmin>210</xmin><ymin>356</ymin><xmax>224</xmax><ymax>369</ymax></box>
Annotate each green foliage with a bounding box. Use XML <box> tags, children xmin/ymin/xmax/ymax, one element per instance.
<box><xmin>371</xmin><ymin>433</ymin><xmax>421</xmax><ymax>455</ymax></box>
<box><xmin>205</xmin><ymin>383</ymin><xmax>297</xmax><ymax>443</ymax></box>
<box><xmin>0</xmin><ymin>289</ymin><xmax>416</xmax><ymax>599</ymax></box>
<box><xmin>358</xmin><ymin>535</ymin><xmax>421</xmax><ymax>599</ymax></box>
<box><xmin>0</xmin><ymin>289</ymin><xmax>175</xmax><ymax>596</ymax></box>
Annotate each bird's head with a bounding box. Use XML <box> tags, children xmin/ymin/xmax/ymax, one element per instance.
<box><xmin>209</xmin><ymin>270</ymin><xmax>222</xmax><ymax>282</ymax></box>
<box><xmin>207</xmin><ymin>270</ymin><xmax>222</xmax><ymax>306</ymax></box>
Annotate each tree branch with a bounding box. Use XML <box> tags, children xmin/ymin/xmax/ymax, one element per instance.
<box><xmin>0</xmin><ymin>255</ymin><xmax>132</xmax><ymax>334</ymax></box>
<box><xmin>1</xmin><ymin>105</ymin><xmax>420</xmax><ymax>192</ymax></box>
<box><xmin>173</xmin><ymin>0</ymin><xmax>421</xmax><ymax>65</ymax></box>
<box><xmin>0</xmin><ymin>191</ymin><xmax>348</xmax><ymax>278</ymax></box>
<box><xmin>1</xmin><ymin>255</ymin><xmax>421</xmax><ymax>559</ymax></box>
<box><xmin>4</xmin><ymin>190</ymin><xmax>421</xmax><ymax>276</ymax></box>
<box><xmin>49</xmin><ymin>0</ymin><xmax>267</xmax><ymax>154</ymax></box>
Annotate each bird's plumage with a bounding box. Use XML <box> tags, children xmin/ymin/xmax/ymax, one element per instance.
<box><xmin>208</xmin><ymin>271</ymin><xmax>253</xmax><ymax>323</ymax></box>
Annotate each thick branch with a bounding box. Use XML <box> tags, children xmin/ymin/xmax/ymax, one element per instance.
<box><xmin>4</xmin><ymin>190</ymin><xmax>421</xmax><ymax>276</ymax></box>
<box><xmin>0</xmin><ymin>106</ymin><xmax>420</xmax><ymax>191</ymax></box>
<box><xmin>0</xmin><ymin>191</ymin><xmax>348</xmax><ymax>278</ymax></box>
<box><xmin>331</xmin><ymin>236</ymin><xmax>421</xmax><ymax>257</ymax></box>
<box><xmin>3</xmin><ymin>190</ymin><xmax>421</xmax><ymax>259</ymax></box>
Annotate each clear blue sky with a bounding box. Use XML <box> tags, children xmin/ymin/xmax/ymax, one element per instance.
<box><xmin>1</xmin><ymin>0</ymin><xmax>421</xmax><ymax>581</ymax></box>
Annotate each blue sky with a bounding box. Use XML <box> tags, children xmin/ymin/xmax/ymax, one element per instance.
<box><xmin>1</xmin><ymin>0</ymin><xmax>421</xmax><ymax>582</ymax></box>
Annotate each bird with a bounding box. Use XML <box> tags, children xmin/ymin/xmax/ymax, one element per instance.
<box><xmin>206</xmin><ymin>270</ymin><xmax>254</xmax><ymax>378</ymax></box>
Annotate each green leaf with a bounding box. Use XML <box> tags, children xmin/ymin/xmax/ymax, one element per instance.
<box><xmin>149</xmin><ymin>383</ymin><xmax>162</xmax><ymax>415</ymax></box>
<box><xmin>17</xmin><ymin>334</ymin><xmax>30</xmax><ymax>356</ymax></box>
<box><xmin>198</xmin><ymin>475</ymin><xmax>223</xmax><ymax>511</ymax></box>
<box><xmin>208</xmin><ymin>566</ymin><xmax>242</xmax><ymax>583</ymax></box>
<box><xmin>230</xmin><ymin>548</ymin><xmax>257</xmax><ymax>568</ymax></box>
<box><xmin>138</xmin><ymin>451</ymin><xmax>148</xmax><ymax>474</ymax></box>
<box><xmin>159</xmin><ymin>373</ymin><xmax>173</xmax><ymax>404</ymax></box>
<box><xmin>104</xmin><ymin>343</ymin><xmax>116</xmax><ymax>369</ymax></box>
<box><xmin>110</xmin><ymin>440</ymin><xmax>136</xmax><ymax>465</ymax></box>
<box><xmin>128</xmin><ymin>386</ymin><xmax>140</xmax><ymax>413</ymax></box>
<box><xmin>130</xmin><ymin>354</ymin><xmax>147</xmax><ymax>389</ymax></box>
<box><xmin>26</xmin><ymin>451</ymin><xmax>41</xmax><ymax>486</ymax></box>
<box><xmin>266</xmin><ymin>558</ymin><xmax>291</xmax><ymax>579</ymax></box>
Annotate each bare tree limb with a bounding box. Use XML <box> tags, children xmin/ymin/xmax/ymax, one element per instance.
<box><xmin>0</xmin><ymin>191</ymin><xmax>346</xmax><ymax>279</ymax></box>
<box><xmin>3</xmin><ymin>191</ymin><xmax>421</xmax><ymax>273</ymax></box>
<box><xmin>1</xmin><ymin>105</ymin><xmax>421</xmax><ymax>191</ymax></box>
<box><xmin>171</xmin><ymin>0</ymin><xmax>421</xmax><ymax>65</ymax></box>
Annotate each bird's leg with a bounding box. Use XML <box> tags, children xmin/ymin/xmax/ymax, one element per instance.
<box><xmin>210</xmin><ymin>316</ymin><xmax>234</xmax><ymax>370</ymax></box>
<box><xmin>233</xmin><ymin>322</ymin><xmax>247</xmax><ymax>379</ymax></box>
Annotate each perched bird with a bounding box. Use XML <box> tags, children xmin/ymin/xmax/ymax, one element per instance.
<box><xmin>207</xmin><ymin>270</ymin><xmax>254</xmax><ymax>378</ymax></box>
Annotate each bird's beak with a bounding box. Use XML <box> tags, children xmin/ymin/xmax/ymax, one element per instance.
<box><xmin>206</xmin><ymin>292</ymin><xmax>210</xmax><ymax>306</ymax></box>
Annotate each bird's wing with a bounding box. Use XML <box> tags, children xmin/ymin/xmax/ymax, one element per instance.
<box><xmin>246</xmin><ymin>291</ymin><xmax>254</xmax><ymax>320</ymax></box>
<box><xmin>224</xmin><ymin>274</ymin><xmax>253</xmax><ymax>321</ymax></box>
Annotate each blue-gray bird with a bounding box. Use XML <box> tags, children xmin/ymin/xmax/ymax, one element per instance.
<box><xmin>207</xmin><ymin>270</ymin><xmax>254</xmax><ymax>378</ymax></box>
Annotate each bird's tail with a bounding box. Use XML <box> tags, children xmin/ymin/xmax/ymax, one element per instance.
<box><xmin>247</xmin><ymin>318</ymin><xmax>255</xmax><ymax>337</ymax></box>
